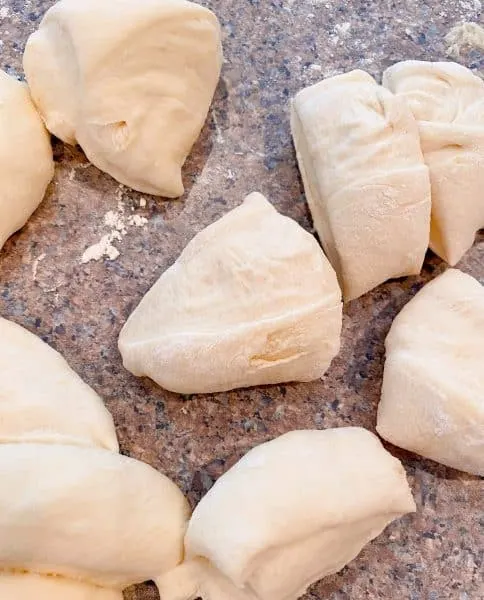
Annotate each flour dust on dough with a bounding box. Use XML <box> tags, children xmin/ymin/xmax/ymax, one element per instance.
<box><xmin>157</xmin><ymin>428</ymin><xmax>416</xmax><ymax>600</ymax></box>
<box><xmin>377</xmin><ymin>268</ymin><xmax>484</xmax><ymax>476</ymax></box>
<box><xmin>24</xmin><ymin>0</ymin><xmax>223</xmax><ymax>197</ymax></box>
<box><xmin>291</xmin><ymin>69</ymin><xmax>431</xmax><ymax>301</ymax></box>
<box><xmin>0</xmin><ymin>70</ymin><xmax>54</xmax><ymax>251</ymax></box>
<box><xmin>119</xmin><ymin>192</ymin><xmax>343</xmax><ymax>394</ymax></box>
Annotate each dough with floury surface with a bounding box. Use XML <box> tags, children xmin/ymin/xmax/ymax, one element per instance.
<box><xmin>156</xmin><ymin>428</ymin><xmax>416</xmax><ymax>600</ymax></box>
<box><xmin>0</xmin><ymin>70</ymin><xmax>54</xmax><ymax>251</ymax></box>
<box><xmin>23</xmin><ymin>0</ymin><xmax>222</xmax><ymax>197</ymax></box>
<box><xmin>382</xmin><ymin>61</ymin><xmax>484</xmax><ymax>265</ymax></box>
<box><xmin>377</xmin><ymin>268</ymin><xmax>484</xmax><ymax>476</ymax></box>
<box><xmin>119</xmin><ymin>192</ymin><xmax>342</xmax><ymax>394</ymax></box>
<box><xmin>291</xmin><ymin>70</ymin><xmax>431</xmax><ymax>301</ymax></box>
<box><xmin>0</xmin><ymin>573</ymin><xmax>122</xmax><ymax>600</ymax></box>
<box><xmin>0</xmin><ymin>317</ymin><xmax>118</xmax><ymax>451</ymax></box>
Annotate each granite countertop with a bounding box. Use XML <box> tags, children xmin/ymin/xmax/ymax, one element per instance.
<box><xmin>1</xmin><ymin>0</ymin><xmax>483</xmax><ymax>598</ymax></box>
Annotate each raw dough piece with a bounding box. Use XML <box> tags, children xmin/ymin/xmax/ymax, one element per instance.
<box><xmin>0</xmin><ymin>70</ymin><xmax>54</xmax><ymax>250</ymax></box>
<box><xmin>23</xmin><ymin>0</ymin><xmax>222</xmax><ymax>197</ymax></box>
<box><xmin>0</xmin><ymin>573</ymin><xmax>122</xmax><ymax>600</ymax></box>
<box><xmin>119</xmin><ymin>192</ymin><xmax>342</xmax><ymax>393</ymax></box>
<box><xmin>0</xmin><ymin>443</ymin><xmax>190</xmax><ymax>588</ymax></box>
<box><xmin>383</xmin><ymin>61</ymin><xmax>484</xmax><ymax>265</ymax></box>
<box><xmin>0</xmin><ymin>317</ymin><xmax>118</xmax><ymax>450</ymax></box>
<box><xmin>157</xmin><ymin>428</ymin><xmax>416</xmax><ymax>600</ymax></box>
<box><xmin>377</xmin><ymin>268</ymin><xmax>484</xmax><ymax>476</ymax></box>
<box><xmin>291</xmin><ymin>70</ymin><xmax>431</xmax><ymax>301</ymax></box>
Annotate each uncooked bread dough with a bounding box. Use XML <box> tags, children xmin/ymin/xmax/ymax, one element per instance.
<box><xmin>291</xmin><ymin>70</ymin><xmax>431</xmax><ymax>301</ymax></box>
<box><xmin>0</xmin><ymin>317</ymin><xmax>118</xmax><ymax>450</ymax></box>
<box><xmin>0</xmin><ymin>70</ymin><xmax>54</xmax><ymax>251</ymax></box>
<box><xmin>119</xmin><ymin>192</ymin><xmax>342</xmax><ymax>393</ymax></box>
<box><xmin>382</xmin><ymin>61</ymin><xmax>484</xmax><ymax>265</ymax></box>
<box><xmin>0</xmin><ymin>573</ymin><xmax>122</xmax><ymax>600</ymax></box>
<box><xmin>377</xmin><ymin>268</ymin><xmax>484</xmax><ymax>476</ymax></box>
<box><xmin>157</xmin><ymin>428</ymin><xmax>416</xmax><ymax>600</ymax></box>
<box><xmin>23</xmin><ymin>0</ymin><xmax>222</xmax><ymax>197</ymax></box>
<box><xmin>0</xmin><ymin>443</ymin><xmax>190</xmax><ymax>588</ymax></box>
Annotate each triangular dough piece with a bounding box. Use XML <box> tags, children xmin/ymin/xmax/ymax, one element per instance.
<box><xmin>23</xmin><ymin>0</ymin><xmax>222</xmax><ymax>197</ymax></box>
<box><xmin>156</xmin><ymin>428</ymin><xmax>416</xmax><ymax>600</ymax></box>
<box><xmin>119</xmin><ymin>193</ymin><xmax>342</xmax><ymax>393</ymax></box>
<box><xmin>382</xmin><ymin>61</ymin><xmax>484</xmax><ymax>265</ymax></box>
<box><xmin>0</xmin><ymin>573</ymin><xmax>122</xmax><ymax>600</ymax></box>
<box><xmin>377</xmin><ymin>268</ymin><xmax>484</xmax><ymax>475</ymax></box>
<box><xmin>0</xmin><ymin>70</ymin><xmax>53</xmax><ymax>250</ymax></box>
<box><xmin>0</xmin><ymin>443</ymin><xmax>190</xmax><ymax>588</ymax></box>
<box><xmin>291</xmin><ymin>70</ymin><xmax>431</xmax><ymax>301</ymax></box>
<box><xmin>0</xmin><ymin>317</ymin><xmax>118</xmax><ymax>450</ymax></box>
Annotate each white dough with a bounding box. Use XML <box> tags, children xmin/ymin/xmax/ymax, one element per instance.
<box><xmin>156</xmin><ymin>428</ymin><xmax>416</xmax><ymax>600</ymax></box>
<box><xmin>0</xmin><ymin>573</ymin><xmax>122</xmax><ymax>600</ymax></box>
<box><xmin>0</xmin><ymin>70</ymin><xmax>54</xmax><ymax>250</ymax></box>
<box><xmin>119</xmin><ymin>192</ymin><xmax>342</xmax><ymax>393</ymax></box>
<box><xmin>0</xmin><ymin>443</ymin><xmax>190</xmax><ymax>588</ymax></box>
<box><xmin>383</xmin><ymin>61</ymin><xmax>484</xmax><ymax>265</ymax></box>
<box><xmin>0</xmin><ymin>317</ymin><xmax>118</xmax><ymax>450</ymax></box>
<box><xmin>23</xmin><ymin>0</ymin><xmax>222</xmax><ymax>197</ymax></box>
<box><xmin>377</xmin><ymin>269</ymin><xmax>484</xmax><ymax>476</ymax></box>
<box><xmin>291</xmin><ymin>70</ymin><xmax>431</xmax><ymax>301</ymax></box>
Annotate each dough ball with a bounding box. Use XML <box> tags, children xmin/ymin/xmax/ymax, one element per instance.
<box><xmin>0</xmin><ymin>317</ymin><xmax>118</xmax><ymax>451</ymax></box>
<box><xmin>291</xmin><ymin>70</ymin><xmax>431</xmax><ymax>301</ymax></box>
<box><xmin>0</xmin><ymin>573</ymin><xmax>122</xmax><ymax>600</ymax></box>
<box><xmin>23</xmin><ymin>0</ymin><xmax>222</xmax><ymax>197</ymax></box>
<box><xmin>0</xmin><ymin>70</ymin><xmax>54</xmax><ymax>250</ymax></box>
<box><xmin>383</xmin><ymin>60</ymin><xmax>484</xmax><ymax>265</ymax></box>
<box><xmin>118</xmin><ymin>192</ymin><xmax>342</xmax><ymax>394</ymax></box>
<box><xmin>377</xmin><ymin>268</ymin><xmax>484</xmax><ymax>476</ymax></box>
<box><xmin>0</xmin><ymin>443</ymin><xmax>190</xmax><ymax>588</ymax></box>
<box><xmin>157</xmin><ymin>428</ymin><xmax>416</xmax><ymax>600</ymax></box>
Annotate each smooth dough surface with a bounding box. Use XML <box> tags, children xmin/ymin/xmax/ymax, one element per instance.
<box><xmin>0</xmin><ymin>317</ymin><xmax>118</xmax><ymax>450</ymax></box>
<box><xmin>119</xmin><ymin>192</ymin><xmax>342</xmax><ymax>393</ymax></box>
<box><xmin>383</xmin><ymin>61</ymin><xmax>484</xmax><ymax>265</ymax></box>
<box><xmin>23</xmin><ymin>0</ymin><xmax>222</xmax><ymax>197</ymax></box>
<box><xmin>0</xmin><ymin>70</ymin><xmax>54</xmax><ymax>250</ymax></box>
<box><xmin>0</xmin><ymin>573</ymin><xmax>122</xmax><ymax>600</ymax></box>
<box><xmin>0</xmin><ymin>443</ymin><xmax>190</xmax><ymax>588</ymax></box>
<box><xmin>157</xmin><ymin>428</ymin><xmax>416</xmax><ymax>600</ymax></box>
<box><xmin>291</xmin><ymin>69</ymin><xmax>431</xmax><ymax>301</ymax></box>
<box><xmin>377</xmin><ymin>268</ymin><xmax>484</xmax><ymax>476</ymax></box>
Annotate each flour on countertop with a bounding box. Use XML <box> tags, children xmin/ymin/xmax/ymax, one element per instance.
<box><xmin>445</xmin><ymin>22</ymin><xmax>484</xmax><ymax>58</ymax></box>
<box><xmin>81</xmin><ymin>187</ymin><xmax>149</xmax><ymax>264</ymax></box>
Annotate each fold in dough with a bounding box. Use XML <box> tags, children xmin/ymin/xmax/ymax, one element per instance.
<box><xmin>0</xmin><ymin>573</ymin><xmax>122</xmax><ymax>600</ymax></box>
<box><xmin>377</xmin><ymin>268</ymin><xmax>484</xmax><ymax>476</ymax></box>
<box><xmin>383</xmin><ymin>61</ymin><xmax>484</xmax><ymax>265</ymax></box>
<box><xmin>119</xmin><ymin>192</ymin><xmax>342</xmax><ymax>393</ymax></box>
<box><xmin>157</xmin><ymin>428</ymin><xmax>416</xmax><ymax>600</ymax></box>
<box><xmin>291</xmin><ymin>70</ymin><xmax>431</xmax><ymax>301</ymax></box>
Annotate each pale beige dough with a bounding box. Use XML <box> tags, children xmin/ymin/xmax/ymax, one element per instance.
<box><xmin>0</xmin><ymin>317</ymin><xmax>118</xmax><ymax>450</ymax></box>
<box><xmin>157</xmin><ymin>428</ymin><xmax>416</xmax><ymax>600</ymax></box>
<box><xmin>118</xmin><ymin>192</ymin><xmax>342</xmax><ymax>393</ymax></box>
<box><xmin>0</xmin><ymin>573</ymin><xmax>122</xmax><ymax>600</ymax></box>
<box><xmin>382</xmin><ymin>60</ymin><xmax>484</xmax><ymax>265</ymax></box>
<box><xmin>377</xmin><ymin>268</ymin><xmax>484</xmax><ymax>476</ymax></box>
<box><xmin>23</xmin><ymin>0</ymin><xmax>222</xmax><ymax>197</ymax></box>
<box><xmin>291</xmin><ymin>69</ymin><xmax>431</xmax><ymax>301</ymax></box>
<box><xmin>0</xmin><ymin>70</ymin><xmax>54</xmax><ymax>250</ymax></box>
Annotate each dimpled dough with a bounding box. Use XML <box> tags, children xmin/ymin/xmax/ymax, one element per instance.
<box><xmin>156</xmin><ymin>428</ymin><xmax>416</xmax><ymax>600</ymax></box>
<box><xmin>0</xmin><ymin>70</ymin><xmax>54</xmax><ymax>251</ymax></box>
<box><xmin>118</xmin><ymin>193</ymin><xmax>342</xmax><ymax>394</ymax></box>
<box><xmin>0</xmin><ymin>318</ymin><xmax>191</xmax><ymax>596</ymax></box>
<box><xmin>291</xmin><ymin>70</ymin><xmax>431</xmax><ymax>301</ymax></box>
<box><xmin>383</xmin><ymin>61</ymin><xmax>484</xmax><ymax>265</ymax></box>
<box><xmin>377</xmin><ymin>269</ymin><xmax>484</xmax><ymax>476</ymax></box>
<box><xmin>23</xmin><ymin>0</ymin><xmax>222</xmax><ymax>197</ymax></box>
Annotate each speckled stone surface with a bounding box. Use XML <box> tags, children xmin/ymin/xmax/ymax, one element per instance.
<box><xmin>1</xmin><ymin>0</ymin><xmax>483</xmax><ymax>598</ymax></box>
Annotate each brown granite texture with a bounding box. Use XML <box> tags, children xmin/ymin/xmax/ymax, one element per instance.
<box><xmin>1</xmin><ymin>0</ymin><xmax>483</xmax><ymax>598</ymax></box>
